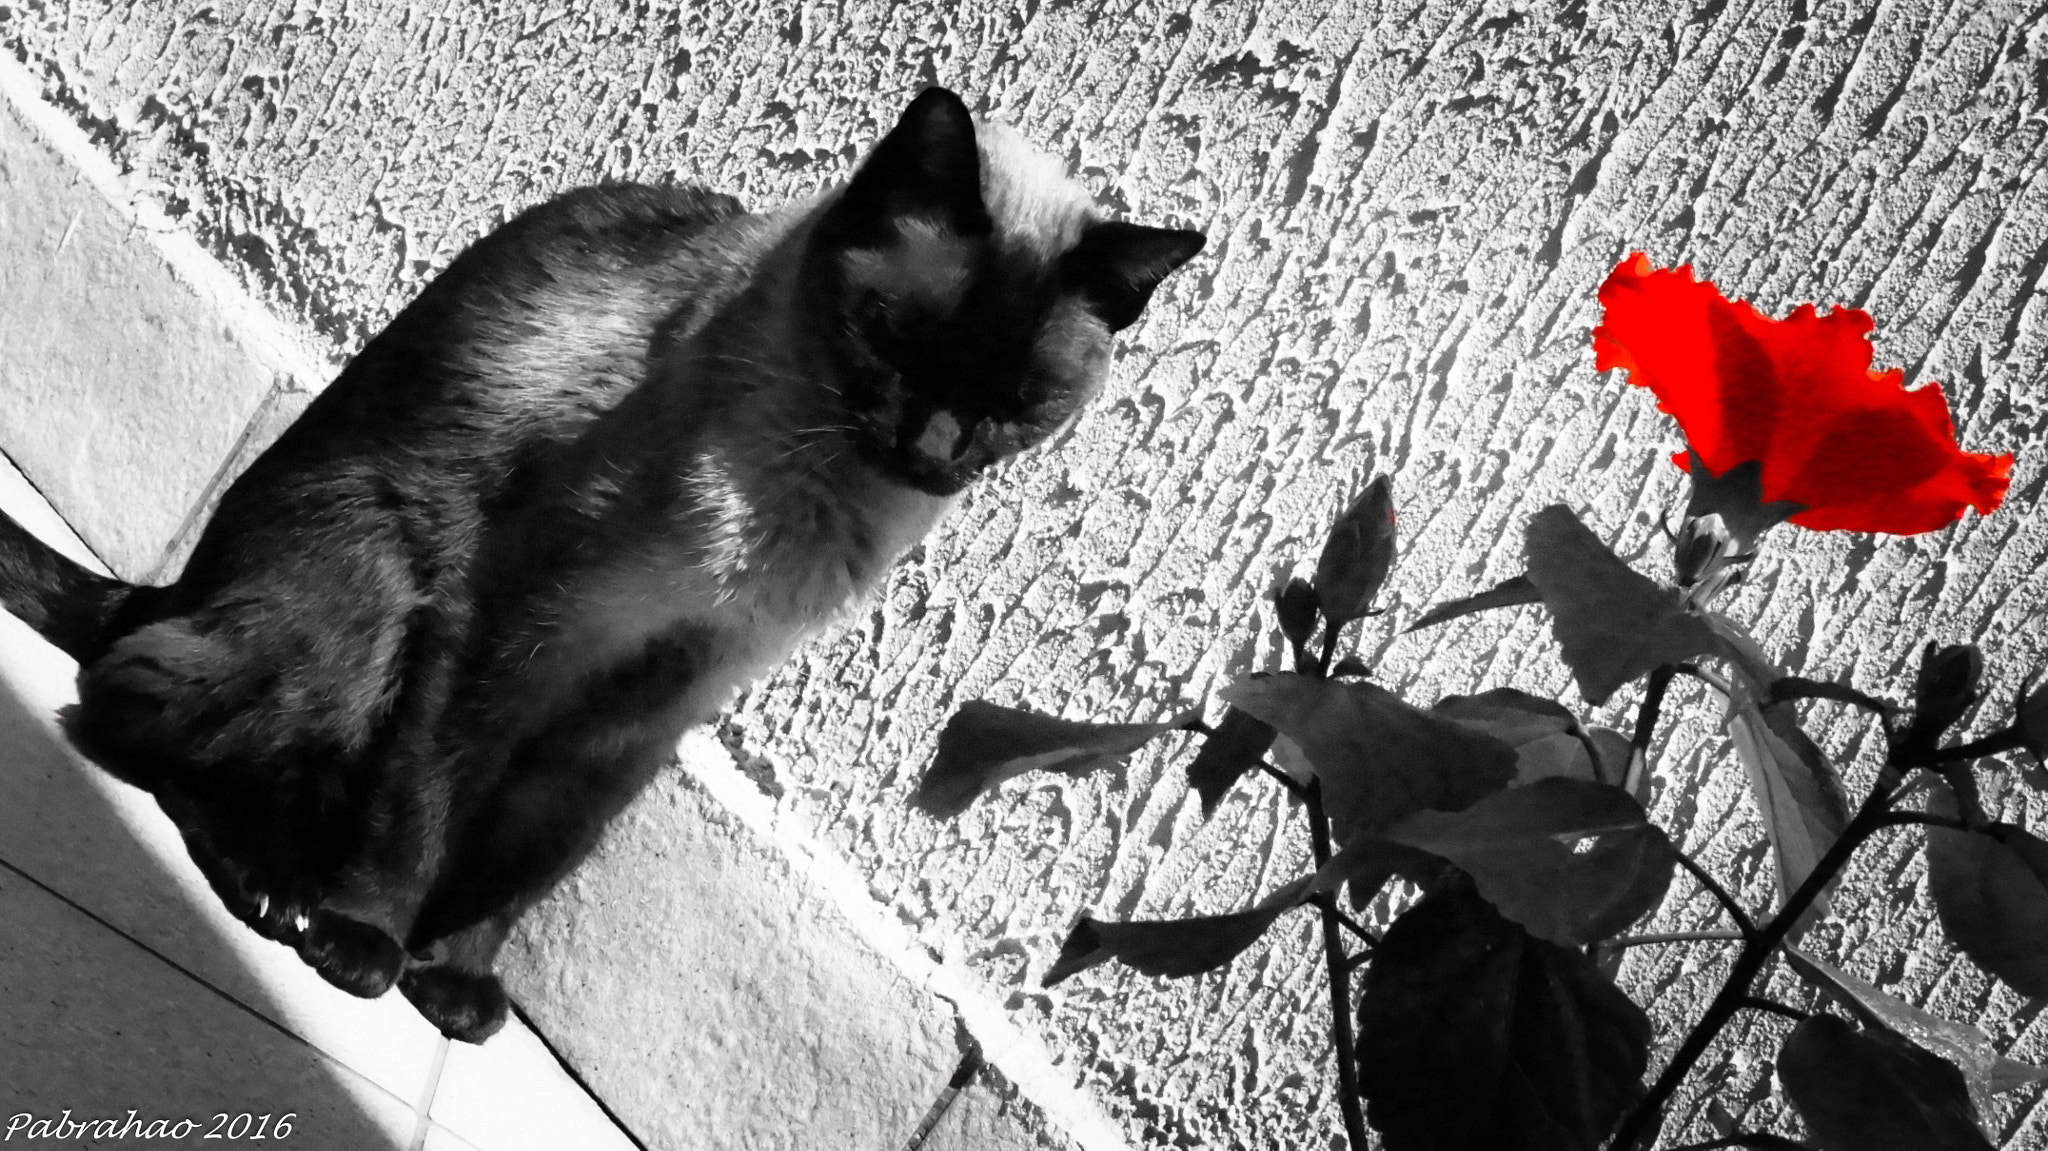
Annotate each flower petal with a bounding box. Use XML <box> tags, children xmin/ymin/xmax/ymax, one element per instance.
<box><xmin>1594</xmin><ymin>253</ymin><xmax>2012</xmax><ymax>535</ymax></box>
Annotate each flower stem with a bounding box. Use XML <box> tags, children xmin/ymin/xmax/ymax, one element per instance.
<box><xmin>1606</xmin><ymin>779</ymin><xmax>1899</xmax><ymax>1150</ymax></box>
<box><xmin>1306</xmin><ymin>778</ymin><xmax>1371</xmax><ymax>1151</ymax></box>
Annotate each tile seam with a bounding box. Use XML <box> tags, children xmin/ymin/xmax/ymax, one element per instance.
<box><xmin>0</xmin><ymin>855</ymin><xmax>419</xmax><ymax>1126</ymax></box>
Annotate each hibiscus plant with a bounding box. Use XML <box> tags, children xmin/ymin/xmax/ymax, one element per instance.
<box><xmin>909</xmin><ymin>253</ymin><xmax>2042</xmax><ymax>1150</ymax></box>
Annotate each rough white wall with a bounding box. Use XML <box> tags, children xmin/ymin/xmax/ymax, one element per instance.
<box><xmin>9</xmin><ymin>0</ymin><xmax>2048</xmax><ymax>1145</ymax></box>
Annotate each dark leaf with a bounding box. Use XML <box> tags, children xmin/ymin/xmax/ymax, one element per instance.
<box><xmin>1524</xmin><ymin>505</ymin><xmax>1718</xmax><ymax>705</ymax></box>
<box><xmin>1785</xmin><ymin>946</ymin><xmax>2048</xmax><ymax>1115</ymax></box>
<box><xmin>1378</xmin><ymin>779</ymin><xmax>1678</xmax><ymax>946</ymax></box>
<box><xmin>1927</xmin><ymin>817</ymin><xmax>2048</xmax><ymax>999</ymax></box>
<box><xmin>913</xmin><ymin>701</ymin><xmax>1195</xmax><ymax>818</ymax></box>
<box><xmin>1315</xmin><ymin>474</ymin><xmax>1397</xmax><ymax>625</ymax></box>
<box><xmin>1408</xmin><ymin>573</ymin><xmax>1542</xmax><ymax>632</ymax></box>
<box><xmin>1355</xmin><ymin>888</ymin><xmax>1650</xmax><ymax>1151</ymax></box>
<box><xmin>1778</xmin><ymin>1014</ymin><xmax>1992</xmax><ymax>1151</ymax></box>
<box><xmin>1221</xmin><ymin>673</ymin><xmax>1516</xmax><ymax>841</ymax></box>
<box><xmin>1187</xmin><ymin>706</ymin><xmax>1277</xmax><ymax>816</ymax></box>
<box><xmin>1312</xmin><ymin>833</ymin><xmax>1447</xmax><ymax>911</ymax></box>
<box><xmin>1276</xmin><ymin>576</ymin><xmax>1319</xmax><ymax>654</ymax></box>
<box><xmin>1909</xmin><ymin>643</ymin><xmax>1984</xmax><ymax>749</ymax></box>
<box><xmin>1725</xmin><ymin>695</ymin><xmax>1849</xmax><ymax>932</ymax></box>
<box><xmin>1329</xmin><ymin>654</ymin><xmax>1372</xmax><ymax>678</ymax></box>
<box><xmin>1435</xmin><ymin>688</ymin><xmax>1598</xmax><ymax>787</ymax></box>
<box><xmin>1042</xmin><ymin>876</ymin><xmax>1312</xmax><ymax>987</ymax></box>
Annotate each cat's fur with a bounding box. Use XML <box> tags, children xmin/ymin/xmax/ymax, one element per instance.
<box><xmin>0</xmin><ymin>88</ymin><xmax>1202</xmax><ymax>1041</ymax></box>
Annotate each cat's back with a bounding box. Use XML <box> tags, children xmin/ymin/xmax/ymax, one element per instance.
<box><xmin>179</xmin><ymin>182</ymin><xmax>756</xmax><ymax>583</ymax></box>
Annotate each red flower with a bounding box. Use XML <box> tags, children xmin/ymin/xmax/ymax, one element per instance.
<box><xmin>1594</xmin><ymin>252</ymin><xmax>2012</xmax><ymax>535</ymax></box>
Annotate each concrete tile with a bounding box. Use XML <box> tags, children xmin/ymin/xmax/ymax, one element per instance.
<box><xmin>0</xmin><ymin>92</ymin><xmax>281</xmax><ymax>581</ymax></box>
<box><xmin>0</xmin><ymin>867</ymin><xmax>416</xmax><ymax>1149</ymax></box>
<box><xmin>428</xmin><ymin>1017</ymin><xmax>637</xmax><ymax>1151</ymax></box>
<box><xmin>497</xmin><ymin>732</ymin><xmax>959</xmax><ymax>1151</ymax></box>
<box><xmin>0</xmin><ymin>476</ymin><xmax>444</xmax><ymax>1109</ymax></box>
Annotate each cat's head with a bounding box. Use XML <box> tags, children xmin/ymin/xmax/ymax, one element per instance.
<box><xmin>808</xmin><ymin>87</ymin><xmax>1205</xmax><ymax>497</ymax></box>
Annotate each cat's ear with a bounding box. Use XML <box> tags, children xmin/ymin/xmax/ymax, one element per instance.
<box><xmin>833</xmin><ymin>87</ymin><xmax>991</xmax><ymax>240</ymax></box>
<box><xmin>1062</xmin><ymin>222</ymin><xmax>1207</xmax><ymax>332</ymax></box>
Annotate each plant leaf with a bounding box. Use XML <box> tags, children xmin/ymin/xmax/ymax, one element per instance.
<box><xmin>1315</xmin><ymin>474</ymin><xmax>1397</xmax><ymax>625</ymax></box>
<box><xmin>1724</xmin><ymin>694</ymin><xmax>1850</xmax><ymax>933</ymax></box>
<box><xmin>1186</xmin><ymin>706</ymin><xmax>1278</xmax><ymax>816</ymax></box>
<box><xmin>1042</xmin><ymin>876</ymin><xmax>1312</xmax><ymax>987</ymax></box>
<box><xmin>1524</xmin><ymin>505</ymin><xmax>1718</xmax><ymax>706</ymax></box>
<box><xmin>1408</xmin><ymin>573</ymin><xmax>1542</xmax><ymax>632</ymax></box>
<box><xmin>1355</xmin><ymin>888</ymin><xmax>1650</xmax><ymax>1151</ymax></box>
<box><xmin>1377</xmin><ymin>779</ymin><xmax>1678</xmax><ymax>946</ymax></box>
<box><xmin>1926</xmin><ymin>815</ymin><xmax>2048</xmax><ymax>1000</ymax></box>
<box><xmin>1221</xmin><ymin>673</ymin><xmax>1516</xmax><ymax>841</ymax></box>
<box><xmin>913</xmin><ymin>701</ymin><xmax>1195</xmax><ymax>818</ymax></box>
<box><xmin>1785</xmin><ymin>946</ymin><xmax>2048</xmax><ymax>1115</ymax></box>
<box><xmin>1435</xmin><ymin>688</ymin><xmax>1600</xmax><ymax>787</ymax></box>
<box><xmin>1777</xmin><ymin>1013</ymin><xmax>1993</xmax><ymax>1151</ymax></box>
<box><xmin>1312</xmin><ymin>833</ymin><xmax>1447</xmax><ymax>910</ymax></box>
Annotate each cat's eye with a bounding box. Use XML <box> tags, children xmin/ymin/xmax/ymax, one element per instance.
<box><xmin>854</xmin><ymin>290</ymin><xmax>897</xmax><ymax>357</ymax></box>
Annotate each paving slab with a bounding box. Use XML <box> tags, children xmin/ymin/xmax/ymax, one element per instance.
<box><xmin>497</xmin><ymin>730</ymin><xmax>962</xmax><ymax>1151</ymax></box>
<box><xmin>429</xmin><ymin>1018</ymin><xmax>638</xmax><ymax>1151</ymax></box>
<box><xmin>0</xmin><ymin>86</ymin><xmax>297</xmax><ymax>582</ymax></box>
<box><xmin>0</xmin><ymin>867</ymin><xmax>417</xmax><ymax>1150</ymax></box>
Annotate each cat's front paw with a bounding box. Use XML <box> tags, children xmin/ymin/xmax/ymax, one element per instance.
<box><xmin>399</xmin><ymin>966</ymin><xmax>509</xmax><ymax>1044</ymax></box>
<box><xmin>175</xmin><ymin>821</ymin><xmax>315</xmax><ymax>945</ymax></box>
<box><xmin>297</xmin><ymin>911</ymin><xmax>405</xmax><ymax>998</ymax></box>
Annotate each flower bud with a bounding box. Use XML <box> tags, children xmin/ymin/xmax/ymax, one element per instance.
<box><xmin>1673</xmin><ymin>512</ymin><xmax>1739</xmax><ymax>585</ymax></box>
<box><xmin>1908</xmin><ymin>642</ymin><xmax>1984</xmax><ymax>747</ymax></box>
<box><xmin>1314</xmin><ymin>474</ymin><xmax>1396</xmax><ymax>626</ymax></box>
<box><xmin>2017</xmin><ymin>677</ymin><xmax>2048</xmax><ymax>761</ymax></box>
<box><xmin>1276</xmin><ymin>577</ymin><xmax>1319</xmax><ymax>652</ymax></box>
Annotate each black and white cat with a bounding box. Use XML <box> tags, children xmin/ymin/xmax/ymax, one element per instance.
<box><xmin>0</xmin><ymin>87</ymin><xmax>1202</xmax><ymax>1042</ymax></box>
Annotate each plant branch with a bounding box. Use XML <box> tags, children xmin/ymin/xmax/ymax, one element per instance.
<box><xmin>1632</xmin><ymin>664</ymin><xmax>1678</xmax><ymax>757</ymax></box>
<box><xmin>1610</xmin><ymin>930</ymin><xmax>1745</xmax><ymax>949</ymax></box>
<box><xmin>1914</xmin><ymin>727</ymin><xmax>2027</xmax><ymax>766</ymax></box>
<box><xmin>1607</xmin><ymin>779</ymin><xmax>1900</xmax><ymax>1150</ymax></box>
<box><xmin>1305</xmin><ymin>779</ymin><xmax>1371</xmax><ymax>1151</ymax></box>
<box><xmin>1329</xmin><ymin>906</ymin><xmax>1378</xmax><ymax>948</ymax></box>
<box><xmin>1257</xmin><ymin>760</ymin><xmax>1313</xmax><ymax>804</ymax></box>
<box><xmin>1674</xmin><ymin>851</ymin><xmax>1759</xmax><ymax>943</ymax></box>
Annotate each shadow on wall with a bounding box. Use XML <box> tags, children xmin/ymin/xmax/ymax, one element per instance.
<box><xmin>0</xmin><ymin>626</ymin><xmax>424</xmax><ymax>1149</ymax></box>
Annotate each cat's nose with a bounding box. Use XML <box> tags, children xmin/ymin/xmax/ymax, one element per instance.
<box><xmin>909</xmin><ymin>410</ymin><xmax>973</xmax><ymax>465</ymax></box>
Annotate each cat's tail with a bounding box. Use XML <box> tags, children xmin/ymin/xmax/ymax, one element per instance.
<box><xmin>0</xmin><ymin>508</ymin><xmax>135</xmax><ymax>662</ymax></box>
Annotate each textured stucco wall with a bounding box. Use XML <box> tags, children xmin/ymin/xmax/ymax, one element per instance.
<box><xmin>9</xmin><ymin>0</ymin><xmax>2048</xmax><ymax>1146</ymax></box>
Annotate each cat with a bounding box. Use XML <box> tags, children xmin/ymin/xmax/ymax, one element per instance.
<box><xmin>0</xmin><ymin>86</ymin><xmax>1203</xmax><ymax>1042</ymax></box>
